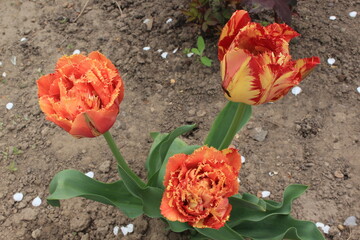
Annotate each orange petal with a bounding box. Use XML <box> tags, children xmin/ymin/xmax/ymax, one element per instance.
<box><xmin>160</xmin><ymin>194</ymin><xmax>187</xmax><ymax>222</ymax></box>
<box><xmin>88</xmin><ymin>51</ymin><xmax>118</xmax><ymax>73</ymax></box>
<box><xmin>265</xmin><ymin>23</ymin><xmax>300</xmax><ymax>42</ymax></box>
<box><xmin>164</xmin><ymin>154</ymin><xmax>187</xmax><ymax>185</ymax></box>
<box><xmin>218</xmin><ymin>10</ymin><xmax>251</xmax><ymax>61</ymax></box>
<box><xmin>69</xmin><ymin>105</ymin><xmax>119</xmax><ymax>138</ymax></box>
<box><xmin>56</xmin><ymin>54</ymin><xmax>87</xmax><ymax>70</ymax></box>
<box><xmin>37</xmin><ymin>73</ymin><xmax>61</xmax><ymax>97</ymax></box>
<box><xmin>222</xmin><ymin>148</ymin><xmax>241</xmax><ymax>173</ymax></box>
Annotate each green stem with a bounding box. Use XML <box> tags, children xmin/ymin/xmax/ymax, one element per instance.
<box><xmin>103</xmin><ymin>131</ymin><xmax>146</xmax><ymax>188</ymax></box>
<box><xmin>218</xmin><ymin>103</ymin><xmax>247</xmax><ymax>150</ymax></box>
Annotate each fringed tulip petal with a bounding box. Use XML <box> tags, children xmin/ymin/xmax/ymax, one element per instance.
<box><xmin>37</xmin><ymin>51</ymin><xmax>124</xmax><ymax>138</ymax></box>
<box><xmin>160</xmin><ymin>146</ymin><xmax>241</xmax><ymax>229</ymax></box>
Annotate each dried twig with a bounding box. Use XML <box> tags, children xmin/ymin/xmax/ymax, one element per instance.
<box><xmin>112</xmin><ymin>0</ymin><xmax>123</xmax><ymax>16</ymax></box>
<box><xmin>73</xmin><ymin>0</ymin><xmax>90</xmax><ymax>23</ymax></box>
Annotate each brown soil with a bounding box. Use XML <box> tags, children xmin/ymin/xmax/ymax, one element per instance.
<box><xmin>0</xmin><ymin>0</ymin><xmax>359</xmax><ymax>239</ymax></box>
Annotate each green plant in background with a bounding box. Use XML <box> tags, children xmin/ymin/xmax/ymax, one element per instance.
<box><xmin>186</xmin><ymin>36</ymin><xmax>213</xmax><ymax>67</ymax></box>
<box><xmin>7</xmin><ymin>161</ymin><xmax>18</xmax><ymax>172</ymax></box>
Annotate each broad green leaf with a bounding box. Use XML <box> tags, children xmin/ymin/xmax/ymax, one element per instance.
<box><xmin>47</xmin><ymin>169</ymin><xmax>143</xmax><ymax>218</ymax></box>
<box><xmin>228</xmin><ymin>184</ymin><xmax>308</xmax><ymax>226</ymax></box>
<box><xmin>191</xmin><ymin>48</ymin><xmax>201</xmax><ymax>56</ymax></box>
<box><xmin>197</xmin><ymin>36</ymin><xmax>205</xmax><ymax>54</ymax></box>
<box><xmin>200</xmin><ymin>56</ymin><xmax>212</xmax><ymax>67</ymax></box>
<box><xmin>204</xmin><ymin>102</ymin><xmax>251</xmax><ymax>150</ymax></box>
<box><xmin>234</xmin><ymin>215</ymin><xmax>324</xmax><ymax>240</ymax></box>
<box><xmin>195</xmin><ymin>224</ymin><xmax>245</xmax><ymax>240</ymax></box>
<box><xmin>146</xmin><ymin>125</ymin><xmax>196</xmax><ymax>185</ymax></box>
<box><xmin>166</xmin><ymin>220</ymin><xmax>192</xmax><ymax>232</ymax></box>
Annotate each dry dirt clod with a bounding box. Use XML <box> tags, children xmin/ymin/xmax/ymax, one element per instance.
<box><xmin>250</xmin><ymin>127</ymin><xmax>268</xmax><ymax>142</ymax></box>
<box><xmin>334</xmin><ymin>170</ymin><xmax>344</xmax><ymax>178</ymax></box>
<box><xmin>70</xmin><ymin>213</ymin><xmax>91</xmax><ymax>232</ymax></box>
<box><xmin>31</xmin><ymin>229</ymin><xmax>41</xmax><ymax>239</ymax></box>
<box><xmin>99</xmin><ymin>160</ymin><xmax>111</xmax><ymax>173</ymax></box>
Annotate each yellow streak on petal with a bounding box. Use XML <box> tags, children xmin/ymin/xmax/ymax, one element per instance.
<box><xmin>225</xmin><ymin>56</ymin><xmax>259</xmax><ymax>104</ymax></box>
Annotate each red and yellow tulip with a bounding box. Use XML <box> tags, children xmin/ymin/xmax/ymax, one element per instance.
<box><xmin>160</xmin><ymin>146</ymin><xmax>241</xmax><ymax>229</ymax></box>
<box><xmin>37</xmin><ymin>51</ymin><xmax>124</xmax><ymax>138</ymax></box>
<box><xmin>219</xmin><ymin>10</ymin><xmax>320</xmax><ymax>105</ymax></box>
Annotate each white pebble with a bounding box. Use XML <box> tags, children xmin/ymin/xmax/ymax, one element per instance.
<box><xmin>157</xmin><ymin>49</ymin><xmax>163</xmax><ymax>53</ymax></box>
<box><xmin>166</xmin><ymin>18</ymin><xmax>173</xmax><ymax>24</ymax></box>
<box><xmin>344</xmin><ymin>216</ymin><xmax>357</xmax><ymax>226</ymax></box>
<box><xmin>327</xmin><ymin>58</ymin><xmax>336</xmax><ymax>65</ymax></box>
<box><xmin>172</xmin><ymin>48</ymin><xmax>178</xmax><ymax>54</ymax></box>
<box><xmin>329</xmin><ymin>16</ymin><xmax>337</xmax><ymax>20</ymax></box>
<box><xmin>349</xmin><ymin>11</ymin><xmax>357</xmax><ymax>18</ymax></box>
<box><xmin>6</xmin><ymin>102</ymin><xmax>14</xmax><ymax>110</ymax></box>
<box><xmin>85</xmin><ymin>171</ymin><xmax>94</xmax><ymax>178</ymax></box>
<box><xmin>291</xmin><ymin>86</ymin><xmax>302</xmax><ymax>96</ymax></box>
<box><xmin>261</xmin><ymin>191</ymin><xmax>271</xmax><ymax>198</ymax></box>
<box><xmin>2</xmin><ymin>72</ymin><xmax>6</xmax><ymax>77</ymax></box>
<box><xmin>241</xmin><ymin>155</ymin><xmax>245</xmax><ymax>163</ymax></box>
<box><xmin>143</xmin><ymin>18</ymin><xmax>150</xmax><ymax>24</ymax></box>
<box><xmin>121</xmin><ymin>224</ymin><xmax>134</xmax><ymax>236</ymax></box>
<box><xmin>268</xmin><ymin>171</ymin><xmax>278</xmax><ymax>176</ymax></box>
<box><xmin>20</xmin><ymin>37</ymin><xmax>27</xmax><ymax>42</ymax></box>
<box><xmin>357</xmin><ymin>87</ymin><xmax>360</xmax><ymax>93</ymax></box>
<box><xmin>187</xmin><ymin>52</ymin><xmax>194</xmax><ymax>58</ymax></box>
<box><xmin>113</xmin><ymin>226</ymin><xmax>120</xmax><ymax>235</ymax></box>
<box><xmin>161</xmin><ymin>52</ymin><xmax>168</xmax><ymax>59</ymax></box>
<box><xmin>32</xmin><ymin>196</ymin><xmax>42</xmax><ymax>207</ymax></box>
<box><xmin>73</xmin><ymin>49</ymin><xmax>81</xmax><ymax>55</ymax></box>
<box><xmin>143</xmin><ymin>46</ymin><xmax>151</xmax><ymax>51</ymax></box>
<box><xmin>316</xmin><ymin>222</ymin><xmax>330</xmax><ymax>234</ymax></box>
<box><xmin>13</xmin><ymin>192</ymin><xmax>24</xmax><ymax>202</ymax></box>
<box><xmin>0</xmin><ymin>61</ymin><xmax>3</xmax><ymax>66</ymax></box>
<box><xmin>10</xmin><ymin>56</ymin><xmax>16</xmax><ymax>66</ymax></box>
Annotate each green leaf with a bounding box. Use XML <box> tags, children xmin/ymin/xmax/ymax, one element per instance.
<box><xmin>166</xmin><ymin>220</ymin><xmax>192</xmax><ymax>232</ymax></box>
<box><xmin>146</xmin><ymin>125</ymin><xmax>196</xmax><ymax>186</ymax></box>
<box><xmin>234</xmin><ymin>215</ymin><xmax>324</xmax><ymax>240</ymax></box>
<box><xmin>204</xmin><ymin>102</ymin><xmax>252</xmax><ymax>150</ymax></box>
<box><xmin>197</xmin><ymin>36</ymin><xmax>205</xmax><ymax>53</ymax></box>
<box><xmin>191</xmin><ymin>48</ymin><xmax>201</xmax><ymax>56</ymax></box>
<box><xmin>195</xmin><ymin>224</ymin><xmax>245</xmax><ymax>240</ymax></box>
<box><xmin>228</xmin><ymin>185</ymin><xmax>308</xmax><ymax>226</ymax></box>
<box><xmin>47</xmin><ymin>169</ymin><xmax>143</xmax><ymax>218</ymax></box>
<box><xmin>200</xmin><ymin>56</ymin><xmax>212</xmax><ymax>67</ymax></box>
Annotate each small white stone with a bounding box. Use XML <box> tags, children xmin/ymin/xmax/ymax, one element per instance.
<box><xmin>10</xmin><ymin>56</ymin><xmax>16</xmax><ymax>66</ymax></box>
<box><xmin>2</xmin><ymin>72</ymin><xmax>6</xmax><ymax>77</ymax></box>
<box><xmin>143</xmin><ymin>18</ymin><xmax>150</xmax><ymax>24</ymax></box>
<box><xmin>172</xmin><ymin>48</ymin><xmax>178</xmax><ymax>54</ymax></box>
<box><xmin>13</xmin><ymin>192</ymin><xmax>24</xmax><ymax>202</ymax></box>
<box><xmin>85</xmin><ymin>171</ymin><xmax>94</xmax><ymax>178</ymax></box>
<box><xmin>327</xmin><ymin>58</ymin><xmax>336</xmax><ymax>65</ymax></box>
<box><xmin>316</xmin><ymin>222</ymin><xmax>330</xmax><ymax>234</ymax></box>
<box><xmin>161</xmin><ymin>52</ymin><xmax>168</xmax><ymax>59</ymax></box>
<box><xmin>349</xmin><ymin>11</ymin><xmax>357</xmax><ymax>18</ymax></box>
<box><xmin>261</xmin><ymin>191</ymin><xmax>271</xmax><ymax>198</ymax></box>
<box><xmin>73</xmin><ymin>49</ymin><xmax>81</xmax><ymax>55</ymax></box>
<box><xmin>166</xmin><ymin>18</ymin><xmax>173</xmax><ymax>24</ymax></box>
<box><xmin>241</xmin><ymin>156</ymin><xmax>245</xmax><ymax>163</ymax></box>
<box><xmin>237</xmin><ymin>178</ymin><xmax>240</xmax><ymax>183</ymax></box>
<box><xmin>316</xmin><ymin>222</ymin><xmax>324</xmax><ymax>228</ymax></box>
<box><xmin>143</xmin><ymin>46</ymin><xmax>151</xmax><ymax>51</ymax></box>
<box><xmin>113</xmin><ymin>226</ymin><xmax>120</xmax><ymax>235</ymax></box>
<box><xmin>6</xmin><ymin>103</ymin><xmax>14</xmax><ymax>110</ymax></box>
<box><xmin>120</xmin><ymin>224</ymin><xmax>134</xmax><ymax>236</ymax></box>
<box><xmin>344</xmin><ymin>216</ymin><xmax>357</xmax><ymax>226</ymax></box>
<box><xmin>157</xmin><ymin>49</ymin><xmax>163</xmax><ymax>53</ymax></box>
<box><xmin>32</xmin><ymin>196</ymin><xmax>42</xmax><ymax>207</ymax></box>
<box><xmin>329</xmin><ymin>16</ymin><xmax>337</xmax><ymax>20</ymax></box>
<box><xmin>20</xmin><ymin>37</ymin><xmax>27</xmax><ymax>42</ymax></box>
<box><xmin>0</xmin><ymin>61</ymin><xmax>2</xmax><ymax>66</ymax></box>
<box><xmin>357</xmin><ymin>87</ymin><xmax>360</xmax><ymax>93</ymax></box>
<box><xmin>187</xmin><ymin>52</ymin><xmax>194</xmax><ymax>58</ymax></box>
<box><xmin>291</xmin><ymin>86</ymin><xmax>302</xmax><ymax>96</ymax></box>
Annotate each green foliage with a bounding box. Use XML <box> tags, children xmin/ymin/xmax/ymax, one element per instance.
<box><xmin>7</xmin><ymin>161</ymin><xmax>18</xmax><ymax>172</ymax></box>
<box><xmin>183</xmin><ymin>0</ymin><xmax>239</xmax><ymax>32</ymax></box>
<box><xmin>204</xmin><ymin>102</ymin><xmax>252</xmax><ymax>150</ymax></box>
<box><xmin>187</xmin><ymin>36</ymin><xmax>213</xmax><ymax>67</ymax></box>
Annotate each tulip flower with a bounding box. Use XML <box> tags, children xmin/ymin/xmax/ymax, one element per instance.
<box><xmin>160</xmin><ymin>146</ymin><xmax>241</xmax><ymax>229</ymax></box>
<box><xmin>219</xmin><ymin>10</ymin><xmax>320</xmax><ymax>105</ymax></box>
<box><xmin>37</xmin><ymin>51</ymin><xmax>124</xmax><ymax>138</ymax></box>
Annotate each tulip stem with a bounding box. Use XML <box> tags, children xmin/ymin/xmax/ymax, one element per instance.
<box><xmin>103</xmin><ymin>131</ymin><xmax>146</xmax><ymax>188</ymax></box>
<box><xmin>218</xmin><ymin>102</ymin><xmax>249</xmax><ymax>150</ymax></box>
